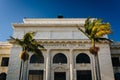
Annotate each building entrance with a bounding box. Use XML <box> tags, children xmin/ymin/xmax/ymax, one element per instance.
<box><xmin>54</xmin><ymin>72</ymin><xmax>66</xmax><ymax>80</ymax></box>
<box><xmin>29</xmin><ymin>70</ymin><xmax>43</xmax><ymax>80</ymax></box>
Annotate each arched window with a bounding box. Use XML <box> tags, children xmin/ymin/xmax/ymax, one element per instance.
<box><xmin>0</xmin><ymin>73</ymin><xmax>7</xmax><ymax>80</ymax></box>
<box><xmin>30</xmin><ymin>54</ymin><xmax>44</xmax><ymax>63</ymax></box>
<box><xmin>53</xmin><ymin>53</ymin><xmax>67</xmax><ymax>63</ymax></box>
<box><xmin>115</xmin><ymin>73</ymin><xmax>120</xmax><ymax>80</ymax></box>
<box><xmin>76</xmin><ymin>53</ymin><xmax>90</xmax><ymax>63</ymax></box>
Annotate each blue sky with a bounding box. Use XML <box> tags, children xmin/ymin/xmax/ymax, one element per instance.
<box><xmin>0</xmin><ymin>0</ymin><xmax>120</xmax><ymax>41</ymax></box>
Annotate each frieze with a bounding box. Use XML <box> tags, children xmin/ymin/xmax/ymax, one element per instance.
<box><xmin>41</xmin><ymin>43</ymin><xmax>88</xmax><ymax>49</ymax></box>
<box><xmin>37</xmin><ymin>40</ymin><xmax>109</xmax><ymax>49</ymax></box>
<box><xmin>52</xmin><ymin>64</ymin><xmax>69</xmax><ymax>71</ymax></box>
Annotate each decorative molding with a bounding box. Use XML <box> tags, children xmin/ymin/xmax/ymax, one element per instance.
<box><xmin>52</xmin><ymin>64</ymin><xmax>69</xmax><ymax>71</ymax></box>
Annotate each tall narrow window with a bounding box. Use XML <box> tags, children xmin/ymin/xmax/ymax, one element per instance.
<box><xmin>112</xmin><ymin>57</ymin><xmax>120</xmax><ymax>67</ymax></box>
<box><xmin>53</xmin><ymin>53</ymin><xmax>67</xmax><ymax>63</ymax></box>
<box><xmin>115</xmin><ymin>73</ymin><xmax>120</xmax><ymax>80</ymax></box>
<box><xmin>76</xmin><ymin>53</ymin><xmax>90</xmax><ymax>63</ymax></box>
<box><xmin>29</xmin><ymin>70</ymin><xmax>43</xmax><ymax>80</ymax></box>
<box><xmin>30</xmin><ymin>54</ymin><xmax>44</xmax><ymax>63</ymax></box>
<box><xmin>1</xmin><ymin>57</ymin><xmax>9</xmax><ymax>67</ymax></box>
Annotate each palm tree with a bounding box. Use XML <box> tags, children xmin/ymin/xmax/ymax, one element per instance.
<box><xmin>9</xmin><ymin>32</ymin><xmax>44</xmax><ymax>80</ymax></box>
<box><xmin>78</xmin><ymin>17</ymin><xmax>112</xmax><ymax>80</ymax></box>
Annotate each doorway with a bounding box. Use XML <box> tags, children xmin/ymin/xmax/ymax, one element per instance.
<box><xmin>54</xmin><ymin>72</ymin><xmax>66</xmax><ymax>80</ymax></box>
<box><xmin>29</xmin><ymin>70</ymin><xmax>43</xmax><ymax>80</ymax></box>
<box><xmin>77</xmin><ymin>70</ymin><xmax>92</xmax><ymax>80</ymax></box>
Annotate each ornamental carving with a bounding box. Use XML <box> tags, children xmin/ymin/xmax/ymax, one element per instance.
<box><xmin>52</xmin><ymin>64</ymin><xmax>69</xmax><ymax>71</ymax></box>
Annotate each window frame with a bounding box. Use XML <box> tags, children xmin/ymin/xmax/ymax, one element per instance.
<box><xmin>1</xmin><ymin>57</ymin><xmax>9</xmax><ymax>67</ymax></box>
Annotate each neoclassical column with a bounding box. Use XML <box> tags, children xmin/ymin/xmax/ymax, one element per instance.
<box><xmin>74</xmin><ymin>69</ymin><xmax>76</xmax><ymax>80</ymax></box>
<box><xmin>45</xmin><ymin>49</ymin><xmax>50</xmax><ymax>80</ymax></box>
<box><xmin>43</xmin><ymin>69</ymin><xmax>46</xmax><ymax>80</ymax></box>
<box><xmin>70</xmin><ymin>49</ymin><xmax>74</xmax><ymax>80</ymax></box>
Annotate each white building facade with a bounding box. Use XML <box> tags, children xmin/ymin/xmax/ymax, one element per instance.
<box><xmin>7</xmin><ymin>18</ymin><xmax>115</xmax><ymax>80</ymax></box>
<box><xmin>0</xmin><ymin>42</ymin><xmax>11</xmax><ymax>80</ymax></box>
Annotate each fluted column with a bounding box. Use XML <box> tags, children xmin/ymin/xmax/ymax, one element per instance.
<box><xmin>46</xmin><ymin>49</ymin><xmax>50</xmax><ymax>80</ymax></box>
<box><xmin>70</xmin><ymin>49</ymin><xmax>74</xmax><ymax>80</ymax></box>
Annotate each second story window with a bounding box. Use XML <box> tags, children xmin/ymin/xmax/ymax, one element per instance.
<box><xmin>30</xmin><ymin>54</ymin><xmax>44</xmax><ymax>63</ymax></box>
<box><xmin>53</xmin><ymin>53</ymin><xmax>67</xmax><ymax>64</ymax></box>
<box><xmin>1</xmin><ymin>57</ymin><xmax>9</xmax><ymax>67</ymax></box>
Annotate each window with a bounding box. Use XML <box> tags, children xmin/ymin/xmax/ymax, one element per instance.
<box><xmin>76</xmin><ymin>53</ymin><xmax>90</xmax><ymax>63</ymax></box>
<box><xmin>54</xmin><ymin>72</ymin><xmax>66</xmax><ymax>80</ymax></box>
<box><xmin>53</xmin><ymin>53</ymin><xmax>67</xmax><ymax>63</ymax></box>
<box><xmin>30</xmin><ymin>54</ymin><xmax>44</xmax><ymax>63</ymax></box>
<box><xmin>115</xmin><ymin>73</ymin><xmax>120</xmax><ymax>80</ymax></box>
<box><xmin>112</xmin><ymin>57</ymin><xmax>120</xmax><ymax>67</ymax></box>
<box><xmin>29</xmin><ymin>70</ymin><xmax>43</xmax><ymax>80</ymax></box>
<box><xmin>77</xmin><ymin>70</ymin><xmax>92</xmax><ymax>80</ymax></box>
<box><xmin>0</xmin><ymin>73</ymin><xmax>7</xmax><ymax>80</ymax></box>
<box><xmin>1</xmin><ymin>57</ymin><xmax>9</xmax><ymax>67</ymax></box>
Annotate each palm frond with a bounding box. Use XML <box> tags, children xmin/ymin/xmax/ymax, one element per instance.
<box><xmin>95</xmin><ymin>38</ymin><xmax>113</xmax><ymax>43</ymax></box>
<box><xmin>9</xmin><ymin>32</ymin><xmax>44</xmax><ymax>61</ymax></box>
<box><xmin>10</xmin><ymin>36</ymin><xmax>24</xmax><ymax>46</ymax></box>
<box><xmin>77</xmin><ymin>26</ymin><xmax>91</xmax><ymax>39</ymax></box>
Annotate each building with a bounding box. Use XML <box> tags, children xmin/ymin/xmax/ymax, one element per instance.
<box><xmin>110</xmin><ymin>42</ymin><xmax>120</xmax><ymax>80</ymax></box>
<box><xmin>3</xmin><ymin>18</ymin><xmax>119</xmax><ymax>80</ymax></box>
<box><xmin>0</xmin><ymin>42</ymin><xmax>11</xmax><ymax>80</ymax></box>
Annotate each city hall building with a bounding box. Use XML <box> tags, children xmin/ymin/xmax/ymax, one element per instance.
<box><xmin>4</xmin><ymin>17</ymin><xmax>119</xmax><ymax>80</ymax></box>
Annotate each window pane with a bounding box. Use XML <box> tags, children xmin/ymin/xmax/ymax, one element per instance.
<box><xmin>0</xmin><ymin>73</ymin><xmax>7</xmax><ymax>80</ymax></box>
<box><xmin>112</xmin><ymin>57</ymin><xmax>120</xmax><ymax>67</ymax></box>
<box><xmin>54</xmin><ymin>72</ymin><xmax>66</xmax><ymax>80</ymax></box>
<box><xmin>29</xmin><ymin>75</ymin><xmax>32</xmax><ymax>80</ymax></box>
<box><xmin>115</xmin><ymin>73</ymin><xmax>120</xmax><ymax>80</ymax></box>
<box><xmin>1</xmin><ymin>57</ymin><xmax>9</xmax><ymax>66</ymax></box>
<box><xmin>53</xmin><ymin>53</ymin><xmax>67</xmax><ymax>63</ymax></box>
<box><xmin>33</xmin><ymin>75</ymin><xmax>39</xmax><ymax>80</ymax></box>
<box><xmin>76</xmin><ymin>53</ymin><xmax>90</xmax><ymax>63</ymax></box>
<box><xmin>29</xmin><ymin>70</ymin><xmax>43</xmax><ymax>80</ymax></box>
<box><xmin>30</xmin><ymin>54</ymin><xmax>44</xmax><ymax>63</ymax></box>
<box><xmin>77</xmin><ymin>70</ymin><xmax>92</xmax><ymax>80</ymax></box>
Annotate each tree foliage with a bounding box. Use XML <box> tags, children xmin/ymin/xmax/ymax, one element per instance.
<box><xmin>78</xmin><ymin>17</ymin><xmax>112</xmax><ymax>48</ymax></box>
<box><xmin>10</xmin><ymin>32</ymin><xmax>44</xmax><ymax>61</ymax></box>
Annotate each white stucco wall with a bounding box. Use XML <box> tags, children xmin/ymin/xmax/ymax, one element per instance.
<box><xmin>7</xmin><ymin>18</ymin><xmax>114</xmax><ymax>80</ymax></box>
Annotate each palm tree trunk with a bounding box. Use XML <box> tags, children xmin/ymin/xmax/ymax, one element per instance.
<box><xmin>20</xmin><ymin>61</ymin><xmax>24</xmax><ymax>80</ymax></box>
<box><xmin>94</xmin><ymin>54</ymin><xmax>101</xmax><ymax>80</ymax></box>
<box><xmin>25</xmin><ymin>60</ymin><xmax>28</xmax><ymax>80</ymax></box>
<box><xmin>19</xmin><ymin>61</ymin><xmax>22</xmax><ymax>80</ymax></box>
<box><xmin>92</xmin><ymin>39</ymin><xmax>101</xmax><ymax>80</ymax></box>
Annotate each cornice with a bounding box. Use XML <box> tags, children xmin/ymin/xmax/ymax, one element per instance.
<box><xmin>23</xmin><ymin>18</ymin><xmax>87</xmax><ymax>23</ymax></box>
<box><xmin>12</xmin><ymin>23</ymin><xmax>84</xmax><ymax>28</ymax></box>
<box><xmin>37</xmin><ymin>39</ymin><xmax>110</xmax><ymax>44</ymax></box>
<box><xmin>0</xmin><ymin>42</ymin><xmax>12</xmax><ymax>49</ymax></box>
<box><xmin>12</xmin><ymin>18</ymin><xmax>96</xmax><ymax>28</ymax></box>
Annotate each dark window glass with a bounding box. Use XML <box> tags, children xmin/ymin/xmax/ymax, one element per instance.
<box><xmin>1</xmin><ymin>57</ymin><xmax>9</xmax><ymax>66</ymax></box>
<box><xmin>76</xmin><ymin>53</ymin><xmax>90</xmax><ymax>63</ymax></box>
<box><xmin>54</xmin><ymin>72</ymin><xmax>66</xmax><ymax>80</ymax></box>
<box><xmin>30</xmin><ymin>54</ymin><xmax>44</xmax><ymax>63</ymax></box>
<box><xmin>115</xmin><ymin>73</ymin><xmax>120</xmax><ymax>80</ymax></box>
<box><xmin>77</xmin><ymin>70</ymin><xmax>92</xmax><ymax>80</ymax></box>
<box><xmin>29</xmin><ymin>70</ymin><xmax>43</xmax><ymax>80</ymax></box>
<box><xmin>53</xmin><ymin>53</ymin><xmax>67</xmax><ymax>63</ymax></box>
<box><xmin>0</xmin><ymin>73</ymin><xmax>7</xmax><ymax>80</ymax></box>
<box><xmin>112</xmin><ymin>57</ymin><xmax>120</xmax><ymax>67</ymax></box>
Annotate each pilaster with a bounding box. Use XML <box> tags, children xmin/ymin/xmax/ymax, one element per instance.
<box><xmin>45</xmin><ymin>49</ymin><xmax>50</xmax><ymax>80</ymax></box>
<box><xmin>70</xmin><ymin>49</ymin><xmax>74</xmax><ymax>80</ymax></box>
